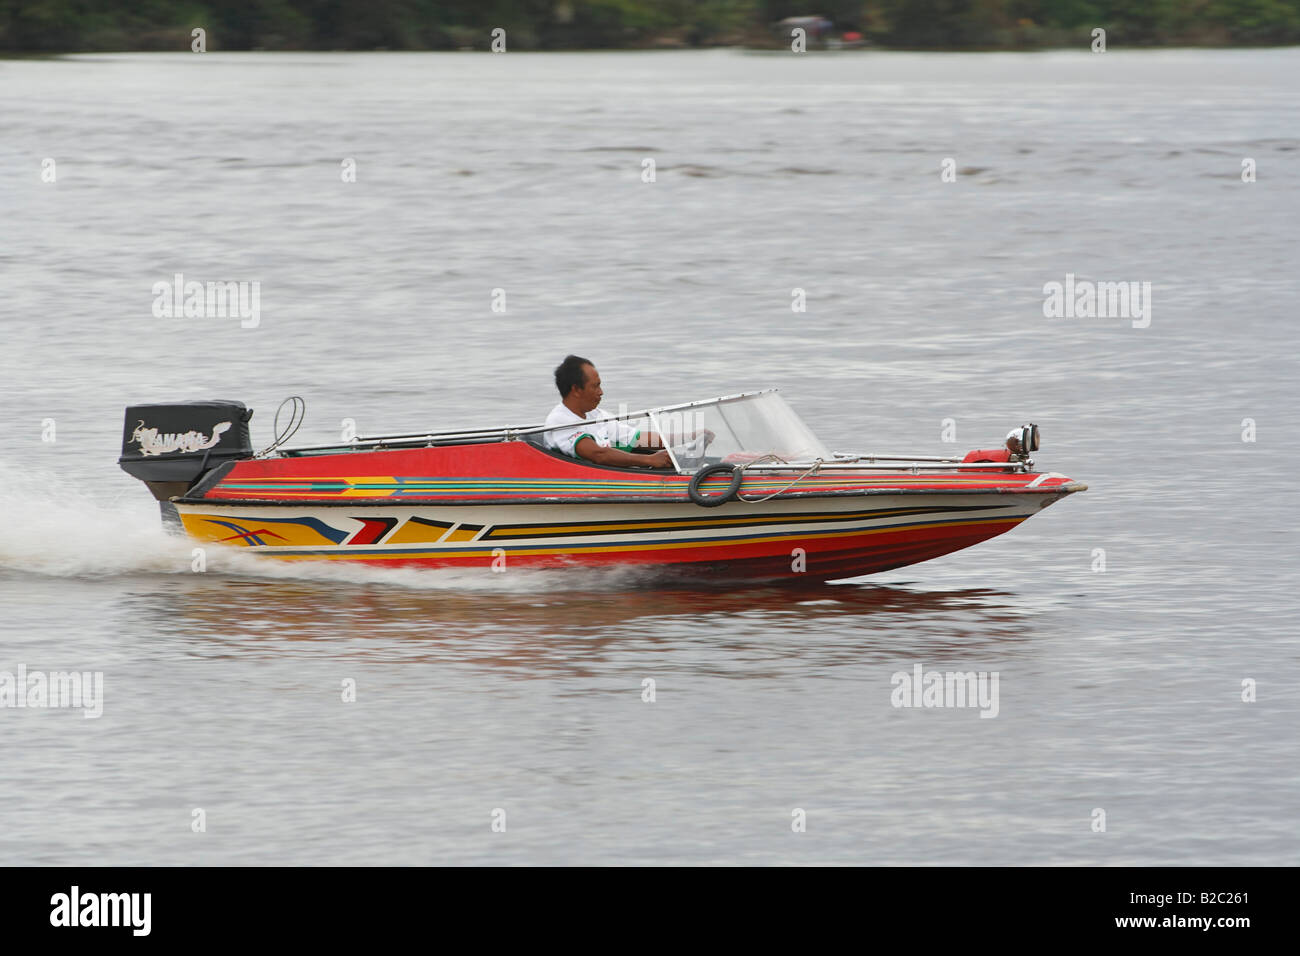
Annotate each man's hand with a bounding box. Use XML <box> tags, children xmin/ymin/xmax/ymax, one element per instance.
<box><xmin>646</xmin><ymin>449</ymin><xmax>672</xmax><ymax>468</ymax></box>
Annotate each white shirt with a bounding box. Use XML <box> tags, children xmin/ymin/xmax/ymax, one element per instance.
<box><xmin>543</xmin><ymin>403</ymin><xmax>640</xmax><ymax>458</ymax></box>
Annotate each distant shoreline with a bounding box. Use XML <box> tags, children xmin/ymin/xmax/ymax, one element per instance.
<box><xmin>5</xmin><ymin>42</ymin><xmax>1300</xmax><ymax>58</ymax></box>
<box><xmin>7</xmin><ymin>0</ymin><xmax>1300</xmax><ymax>54</ymax></box>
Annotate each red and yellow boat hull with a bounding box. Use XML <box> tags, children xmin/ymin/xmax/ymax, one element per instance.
<box><xmin>173</xmin><ymin>442</ymin><xmax>1085</xmax><ymax>582</ymax></box>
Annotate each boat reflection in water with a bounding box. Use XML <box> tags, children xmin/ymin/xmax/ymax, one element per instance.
<box><xmin>128</xmin><ymin>566</ymin><xmax>1037</xmax><ymax>676</ymax></box>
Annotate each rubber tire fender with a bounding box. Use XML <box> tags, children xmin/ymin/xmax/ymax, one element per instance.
<box><xmin>688</xmin><ymin>462</ymin><xmax>742</xmax><ymax>507</ymax></box>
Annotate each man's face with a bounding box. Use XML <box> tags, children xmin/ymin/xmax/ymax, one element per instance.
<box><xmin>572</xmin><ymin>364</ymin><xmax>603</xmax><ymax>413</ymax></box>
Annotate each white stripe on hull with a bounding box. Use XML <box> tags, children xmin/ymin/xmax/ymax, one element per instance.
<box><xmin>175</xmin><ymin>493</ymin><xmax>1052</xmax><ymax>557</ymax></box>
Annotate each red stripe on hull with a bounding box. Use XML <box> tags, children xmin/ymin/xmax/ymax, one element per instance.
<box><xmin>199</xmin><ymin>442</ymin><xmax>1079</xmax><ymax>504</ymax></box>
<box><xmin>288</xmin><ymin>518</ymin><xmax>1025</xmax><ymax>583</ymax></box>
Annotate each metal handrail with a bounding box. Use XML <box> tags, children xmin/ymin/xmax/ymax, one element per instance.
<box><xmin>833</xmin><ymin>452</ymin><xmax>974</xmax><ymax>463</ymax></box>
<box><xmin>282</xmin><ymin>389</ymin><xmax>777</xmax><ymax>453</ymax></box>
<box><xmin>743</xmin><ymin>459</ymin><xmax>1029</xmax><ymax>472</ymax></box>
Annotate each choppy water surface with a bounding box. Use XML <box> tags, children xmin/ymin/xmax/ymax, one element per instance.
<box><xmin>2</xmin><ymin>49</ymin><xmax>1297</xmax><ymax>864</ymax></box>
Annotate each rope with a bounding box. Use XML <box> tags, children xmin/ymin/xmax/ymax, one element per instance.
<box><xmin>734</xmin><ymin>456</ymin><xmax>824</xmax><ymax>503</ymax></box>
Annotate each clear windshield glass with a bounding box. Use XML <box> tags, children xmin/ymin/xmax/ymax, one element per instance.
<box><xmin>650</xmin><ymin>391</ymin><xmax>830</xmax><ymax>472</ymax></box>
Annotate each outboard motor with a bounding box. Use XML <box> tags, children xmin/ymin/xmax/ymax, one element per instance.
<box><xmin>119</xmin><ymin>401</ymin><xmax>254</xmax><ymax>528</ymax></box>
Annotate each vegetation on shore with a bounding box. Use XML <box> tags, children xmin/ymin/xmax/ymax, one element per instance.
<box><xmin>3</xmin><ymin>0</ymin><xmax>1299</xmax><ymax>53</ymax></box>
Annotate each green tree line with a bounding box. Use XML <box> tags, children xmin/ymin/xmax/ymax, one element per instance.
<box><xmin>3</xmin><ymin>0</ymin><xmax>1299</xmax><ymax>52</ymax></box>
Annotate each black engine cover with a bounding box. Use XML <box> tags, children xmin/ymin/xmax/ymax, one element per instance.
<box><xmin>119</xmin><ymin>400</ymin><xmax>253</xmax><ymax>487</ymax></box>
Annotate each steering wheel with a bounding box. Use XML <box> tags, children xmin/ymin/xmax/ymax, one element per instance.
<box><xmin>675</xmin><ymin>430</ymin><xmax>714</xmax><ymax>462</ymax></box>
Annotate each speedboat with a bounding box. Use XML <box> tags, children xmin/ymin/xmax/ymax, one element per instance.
<box><xmin>118</xmin><ymin>390</ymin><xmax>1086</xmax><ymax>583</ymax></box>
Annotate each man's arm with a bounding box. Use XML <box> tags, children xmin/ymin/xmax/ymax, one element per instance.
<box><xmin>631</xmin><ymin>428</ymin><xmax>714</xmax><ymax>450</ymax></box>
<box><xmin>575</xmin><ymin>436</ymin><xmax>671</xmax><ymax>469</ymax></box>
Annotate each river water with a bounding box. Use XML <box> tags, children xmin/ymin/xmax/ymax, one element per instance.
<box><xmin>1</xmin><ymin>49</ymin><xmax>1297</xmax><ymax>864</ymax></box>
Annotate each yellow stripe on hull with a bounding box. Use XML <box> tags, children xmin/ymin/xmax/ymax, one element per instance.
<box><xmin>242</xmin><ymin>516</ymin><xmax>1026</xmax><ymax>562</ymax></box>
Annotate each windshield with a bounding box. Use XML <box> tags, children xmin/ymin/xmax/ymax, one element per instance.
<box><xmin>650</xmin><ymin>391</ymin><xmax>830</xmax><ymax>472</ymax></box>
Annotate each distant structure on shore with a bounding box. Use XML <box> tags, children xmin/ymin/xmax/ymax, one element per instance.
<box><xmin>773</xmin><ymin>15</ymin><xmax>868</xmax><ymax>50</ymax></box>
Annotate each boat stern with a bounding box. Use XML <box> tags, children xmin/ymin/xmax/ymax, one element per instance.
<box><xmin>118</xmin><ymin>400</ymin><xmax>255</xmax><ymax>528</ymax></box>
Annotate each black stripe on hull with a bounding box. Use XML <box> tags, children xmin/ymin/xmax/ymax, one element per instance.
<box><xmin>241</xmin><ymin>513</ymin><xmax>1025</xmax><ymax>557</ymax></box>
<box><xmin>480</xmin><ymin>503</ymin><xmax>1014</xmax><ymax>540</ymax></box>
<box><xmin>407</xmin><ymin>516</ymin><xmax>455</xmax><ymax>531</ymax></box>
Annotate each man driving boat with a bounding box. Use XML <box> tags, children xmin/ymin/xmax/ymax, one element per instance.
<box><xmin>544</xmin><ymin>355</ymin><xmax>710</xmax><ymax>468</ymax></box>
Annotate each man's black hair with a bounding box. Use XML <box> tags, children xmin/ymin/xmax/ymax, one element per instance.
<box><xmin>554</xmin><ymin>354</ymin><xmax>593</xmax><ymax>397</ymax></box>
